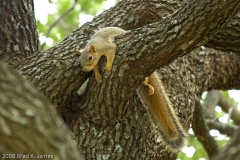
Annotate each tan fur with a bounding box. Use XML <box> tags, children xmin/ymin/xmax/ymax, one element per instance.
<box><xmin>138</xmin><ymin>72</ymin><xmax>187</xmax><ymax>151</ymax></box>
<box><xmin>77</xmin><ymin>27</ymin><xmax>125</xmax><ymax>83</ymax></box>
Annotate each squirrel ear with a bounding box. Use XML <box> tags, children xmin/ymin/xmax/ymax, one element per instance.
<box><xmin>89</xmin><ymin>45</ymin><xmax>96</xmax><ymax>53</ymax></box>
<box><xmin>76</xmin><ymin>49</ymin><xmax>83</xmax><ymax>55</ymax></box>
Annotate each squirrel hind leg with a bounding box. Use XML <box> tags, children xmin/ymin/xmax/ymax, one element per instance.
<box><xmin>143</xmin><ymin>77</ymin><xmax>154</xmax><ymax>95</ymax></box>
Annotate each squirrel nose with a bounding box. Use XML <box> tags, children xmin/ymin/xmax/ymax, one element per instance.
<box><xmin>82</xmin><ymin>68</ymin><xmax>90</xmax><ymax>72</ymax></box>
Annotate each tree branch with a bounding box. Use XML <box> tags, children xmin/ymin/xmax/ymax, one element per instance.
<box><xmin>212</xmin><ymin>128</ymin><xmax>240</xmax><ymax>160</ymax></box>
<box><xmin>192</xmin><ymin>101</ymin><xmax>219</xmax><ymax>158</ymax></box>
<box><xmin>40</xmin><ymin>0</ymin><xmax>78</xmax><ymax>50</ymax></box>
<box><xmin>218</xmin><ymin>92</ymin><xmax>240</xmax><ymax>125</ymax></box>
<box><xmin>202</xmin><ymin>90</ymin><xmax>220</xmax><ymax>119</ymax></box>
<box><xmin>116</xmin><ymin>0</ymin><xmax>240</xmax><ymax>76</ymax></box>
<box><xmin>18</xmin><ymin>0</ymin><xmax>240</xmax><ymax>107</ymax></box>
<box><xmin>205</xmin><ymin>11</ymin><xmax>240</xmax><ymax>53</ymax></box>
<box><xmin>200</xmin><ymin>90</ymin><xmax>238</xmax><ymax>136</ymax></box>
<box><xmin>206</xmin><ymin>120</ymin><xmax>237</xmax><ymax>137</ymax></box>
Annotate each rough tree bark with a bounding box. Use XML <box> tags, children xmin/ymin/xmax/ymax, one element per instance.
<box><xmin>1</xmin><ymin>0</ymin><xmax>240</xmax><ymax>159</ymax></box>
<box><xmin>0</xmin><ymin>62</ymin><xmax>84</xmax><ymax>159</ymax></box>
<box><xmin>0</xmin><ymin>0</ymin><xmax>38</xmax><ymax>65</ymax></box>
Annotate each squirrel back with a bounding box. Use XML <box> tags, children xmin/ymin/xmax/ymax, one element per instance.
<box><xmin>138</xmin><ymin>72</ymin><xmax>187</xmax><ymax>151</ymax></box>
<box><xmin>91</xmin><ymin>27</ymin><xmax>125</xmax><ymax>43</ymax></box>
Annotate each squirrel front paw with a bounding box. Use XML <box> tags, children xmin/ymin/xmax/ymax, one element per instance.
<box><xmin>95</xmin><ymin>74</ymin><xmax>102</xmax><ymax>83</ymax></box>
<box><xmin>104</xmin><ymin>64</ymin><xmax>112</xmax><ymax>73</ymax></box>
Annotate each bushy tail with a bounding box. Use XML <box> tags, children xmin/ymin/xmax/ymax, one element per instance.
<box><xmin>137</xmin><ymin>72</ymin><xmax>187</xmax><ymax>152</ymax></box>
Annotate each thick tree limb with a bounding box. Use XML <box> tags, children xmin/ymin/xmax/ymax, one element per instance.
<box><xmin>206</xmin><ymin>12</ymin><xmax>240</xmax><ymax>53</ymax></box>
<box><xmin>0</xmin><ymin>62</ymin><xmax>84</xmax><ymax>160</ymax></box>
<box><xmin>18</xmin><ymin>0</ymin><xmax>240</xmax><ymax>107</ymax></box>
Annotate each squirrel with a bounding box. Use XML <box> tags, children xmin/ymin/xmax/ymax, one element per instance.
<box><xmin>77</xmin><ymin>27</ymin><xmax>186</xmax><ymax>151</ymax></box>
<box><xmin>76</xmin><ymin>27</ymin><xmax>125</xmax><ymax>83</ymax></box>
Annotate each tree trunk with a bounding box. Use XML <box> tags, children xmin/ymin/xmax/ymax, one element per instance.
<box><xmin>0</xmin><ymin>62</ymin><xmax>84</xmax><ymax>159</ymax></box>
<box><xmin>1</xmin><ymin>0</ymin><xmax>240</xmax><ymax>159</ymax></box>
<box><xmin>0</xmin><ymin>0</ymin><xmax>38</xmax><ymax>66</ymax></box>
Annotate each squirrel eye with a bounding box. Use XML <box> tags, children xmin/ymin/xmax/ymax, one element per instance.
<box><xmin>88</xmin><ymin>55</ymin><xmax>93</xmax><ymax>61</ymax></box>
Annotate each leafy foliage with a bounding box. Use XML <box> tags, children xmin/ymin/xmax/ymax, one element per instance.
<box><xmin>36</xmin><ymin>0</ymin><xmax>106</xmax><ymax>50</ymax></box>
<box><xmin>178</xmin><ymin>135</ymin><xmax>208</xmax><ymax>160</ymax></box>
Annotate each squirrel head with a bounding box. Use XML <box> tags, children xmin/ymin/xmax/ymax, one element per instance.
<box><xmin>77</xmin><ymin>45</ymin><xmax>101</xmax><ymax>72</ymax></box>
